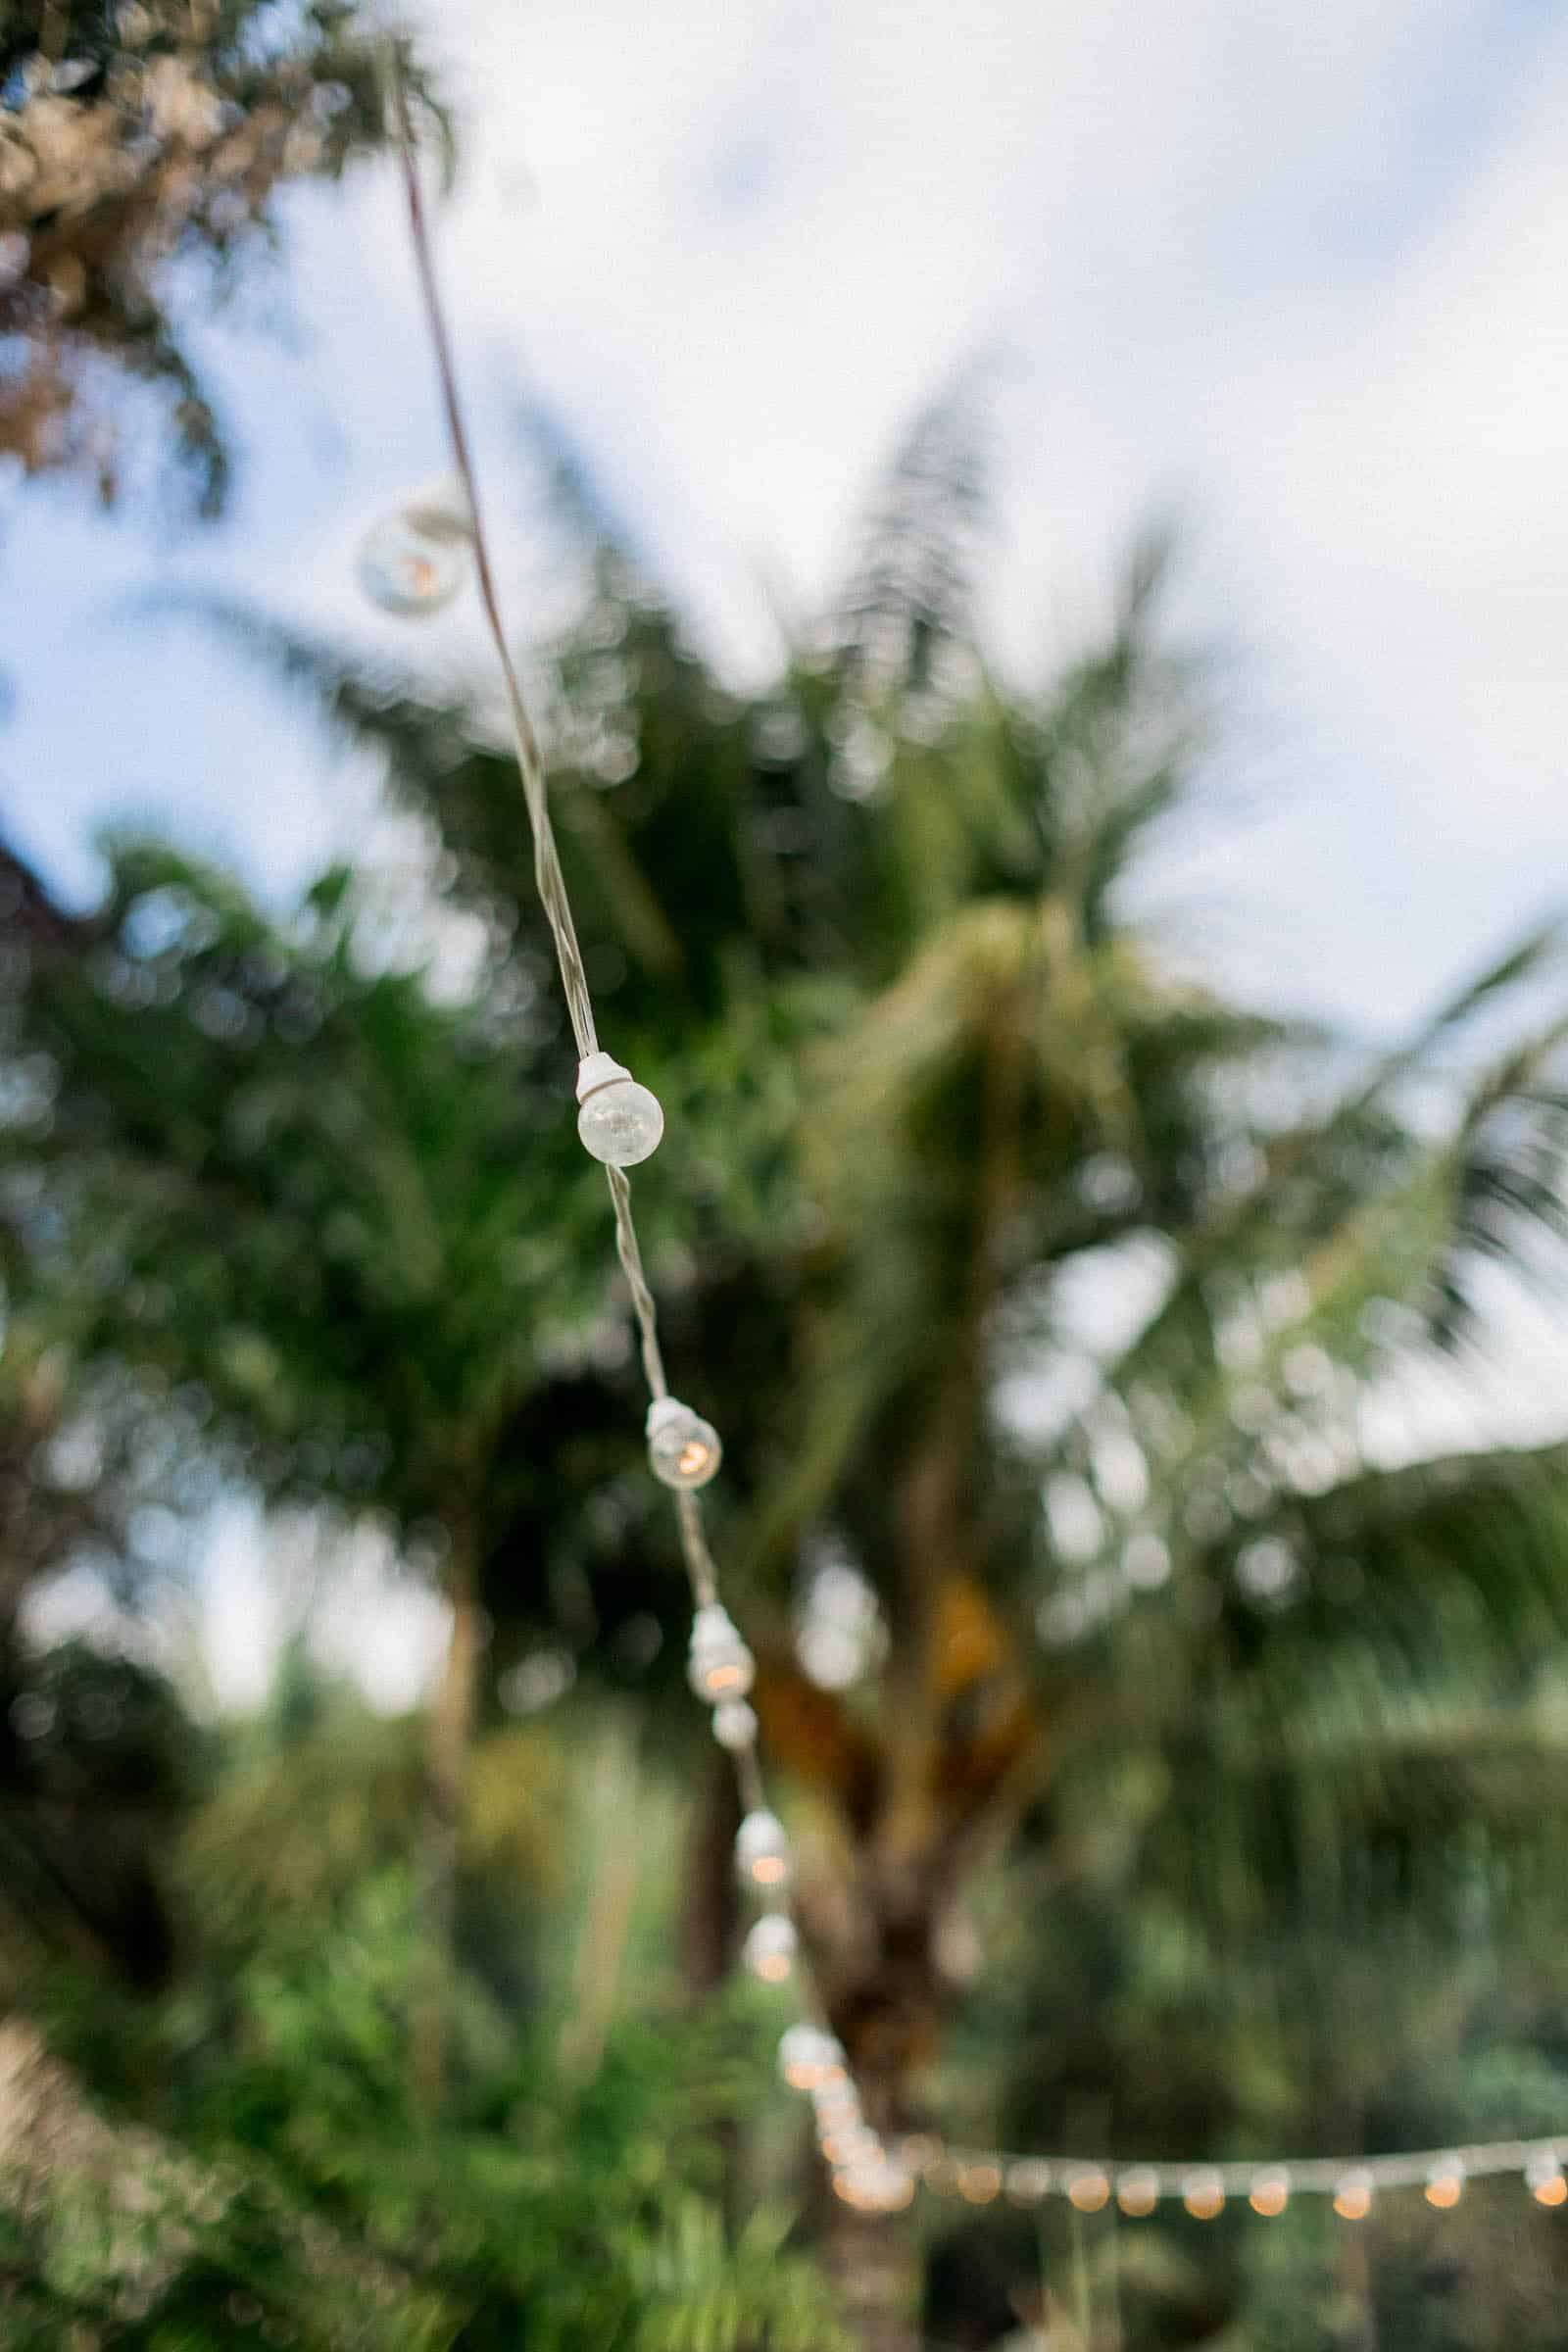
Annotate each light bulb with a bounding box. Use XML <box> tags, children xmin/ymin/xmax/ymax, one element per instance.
<box><xmin>1334</xmin><ymin>2171</ymin><xmax>1373</xmax><ymax>2222</ymax></box>
<box><xmin>1183</xmin><ymin>2171</ymin><xmax>1225</xmax><ymax>2220</ymax></box>
<box><xmin>1249</xmin><ymin>2171</ymin><xmax>1291</xmax><ymax>2218</ymax></box>
<box><xmin>958</xmin><ymin>2164</ymin><xmax>1003</xmax><ymax>2205</ymax></box>
<box><xmin>1425</xmin><ymin>2160</ymin><xmax>1464</xmax><ymax>2210</ymax></box>
<box><xmin>687</xmin><ymin>1603</ymin><xmax>755</xmax><ymax>1702</ymax></box>
<box><xmin>575</xmin><ymin>1054</ymin><xmax>664</xmax><ymax>1168</ymax></box>
<box><xmin>836</xmin><ymin>2157</ymin><xmax>914</xmax><ymax>2214</ymax></box>
<box><xmin>778</xmin><ymin>2026</ymin><xmax>843</xmax><ymax>2091</ymax></box>
<box><xmin>710</xmin><ymin>1698</ymin><xmax>758</xmax><ymax>1750</ymax></box>
<box><xmin>735</xmin><ymin>1807</ymin><xmax>791</xmax><ymax>1887</ymax></box>
<box><xmin>1527</xmin><ymin>2150</ymin><xmax>1567</xmax><ymax>2207</ymax></box>
<box><xmin>646</xmin><ymin>1396</ymin><xmax>721</xmax><ymax>1490</ymax></box>
<box><xmin>1067</xmin><ymin>2170</ymin><xmax>1110</xmax><ymax>2214</ymax></box>
<box><xmin>358</xmin><ymin>479</ymin><xmax>472</xmax><ymax>616</ymax></box>
<box><xmin>1004</xmin><ymin>2160</ymin><xmax>1053</xmax><ymax>2206</ymax></box>
<box><xmin>1116</xmin><ymin>2169</ymin><xmax>1159</xmax><ymax>2218</ymax></box>
<box><xmin>742</xmin><ymin>1913</ymin><xmax>798</xmax><ymax>1984</ymax></box>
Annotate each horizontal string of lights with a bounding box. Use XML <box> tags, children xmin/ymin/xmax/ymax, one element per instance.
<box><xmin>367</xmin><ymin>50</ymin><xmax>1566</xmax><ymax>2231</ymax></box>
<box><xmin>897</xmin><ymin>2133</ymin><xmax>1568</xmax><ymax>2220</ymax></box>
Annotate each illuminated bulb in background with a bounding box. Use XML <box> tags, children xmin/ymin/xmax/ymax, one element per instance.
<box><xmin>742</xmin><ymin>1913</ymin><xmax>798</xmax><ymax>1984</ymax></box>
<box><xmin>958</xmin><ymin>2164</ymin><xmax>1003</xmax><ymax>2205</ymax></box>
<box><xmin>735</xmin><ymin>1808</ymin><xmax>791</xmax><ymax>1888</ymax></box>
<box><xmin>1004</xmin><ymin>2160</ymin><xmax>1054</xmax><ymax>2206</ymax></box>
<box><xmin>1333</xmin><ymin>2171</ymin><xmax>1374</xmax><ymax>2222</ymax></box>
<box><xmin>778</xmin><ymin>2026</ymin><xmax>843</xmax><ymax>2092</ymax></box>
<box><xmin>1116</xmin><ymin>2170</ymin><xmax>1159</xmax><ymax>2218</ymax></box>
<box><xmin>1527</xmin><ymin>2150</ymin><xmax>1568</xmax><ymax>2208</ymax></box>
<box><xmin>358</xmin><ymin>478</ymin><xmax>472</xmax><ymax>615</ymax></box>
<box><xmin>835</xmin><ymin>2157</ymin><xmax>914</xmax><ymax>2214</ymax></box>
<box><xmin>646</xmin><ymin>1396</ymin><xmax>722</xmax><ymax>1491</ymax></box>
<box><xmin>687</xmin><ymin>1604</ymin><xmax>755</xmax><ymax>1702</ymax></box>
<box><xmin>710</xmin><ymin>1698</ymin><xmax>759</xmax><ymax>1751</ymax></box>
<box><xmin>1249</xmin><ymin>2172</ymin><xmax>1291</xmax><ymax>2218</ymax></box>
<box><xmin>1183</xmin><ymin>2171</ymin><xmax>1226</xmax><ymax>2220</ymax></box>
<box><xmin>575</xmin><ymin>1054</ymin><xmax>664</xmax><ymax>1168</ymax></box>
<box><xmin>1067</xmin><ymin>2170</ymin><xmax>1111</xmax><ymax>2214</ymax></box>
<box><xmin>1425</xmin><ymin>2160</ymin><xmax>1465</xmax><ymax>2210</ymax></box>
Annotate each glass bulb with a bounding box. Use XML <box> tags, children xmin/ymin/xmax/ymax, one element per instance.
<box><xmin>836</xmin><ymin>2157</ymin><xmax>913</xmax><ymax>2214</ymax></box>
<box><xmin>1067</xmin><ymin>2170</ymin><xmax>1110</xmax><ymax>2213</ymax></box>
<box><xmin>687</xmin><ymin>1603</ymin><xmax>755</xmax><ymax>1702</ymax></box>
<box><xmin>1183</xmin><ymin>2171</ymin><xmax>1225</xmax><ymax>2220</ymax></box>
<box><xmin>711</xmin><ymin>1698</ymin><xmax>758</xmax><ymax>1750</ymax></box>
<box><xmin>1116</xmin><ymin>2169</ymin><xmax>1159</xmax><ymax>2218</ymax></box>
<box><xmin>778</xmin><ymin>2025</ymin><xmax>844</xmax><ymax>2092</ymax></box>
<box><xmin>358</xmin><ymin>484</ymin><xmax>471</xmax><ymax>616</ymax></box>
<box><xmin>646</xmin><ymin>1396</ymin><xmax>721</xmax><ymax>1490</ymax></box>
<box><xmin>1333</xmin><ymin>2171</ymin><xmax>1373</xmax><ymax>2222</ymax></box>
<box><xmin>1425</xmin><ymin>2161</ymin><xmax>1464</xmax><ymax>2210</ymax></box>
<box><xmin>742</xmin><ymin>1913</ymin><xmax>798</xmax><ymax>1984</ymax></box>
<box><xmin>958</xmin><ymin>2164</ymin><xmax>1003</xmax><ymax>2205</ymax></box>
<box><xmin>575</xmin><ymin>1054</ymin><xmax>664</xmax><ymax>1168</ymax></box>
<box><xmin>735</xmin><ymin>1807</ymin><xmax>791</xmax><ymax>1887</ymax></box>
<box><xmin>1527</xmin><ymin>2151</ymin><xmax>1567</xmax><ymax>2207</ymax></box>
<box><xmin>1004</xmin><ymin>2160</ymin><xmax>1053</xmax><ymax>2206</ymax></box>
<box><xmin>1249</xmin><ymin>2172</ymin><xmax>1291</xmax><ymax>2217</ymax></box>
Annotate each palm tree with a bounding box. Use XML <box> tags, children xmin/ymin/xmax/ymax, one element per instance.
<box><xmin>11</xmin><ymin>403</ymin><xmax>1568</xmax><ymax>2348</ymax></box>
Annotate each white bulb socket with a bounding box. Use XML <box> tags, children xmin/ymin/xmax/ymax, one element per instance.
<box><xmin>687</xmin><ymin>1603</ymin><xmax>755</xmax><ymax>1702</ymax></box>
<box><xmin>575</xmin><ymin>1054</ymin><xmax>664</xmax><ymax>1168</ymax></box>
<box><xmin>741</xmin><ymin>1913</ymin><xmax>798</xmax><ymax>1984</ymax></box>
<box><xmin>646</xmin><ymin>1396</ymin><xmax>721</xmax><ymax>1491</ymax></box>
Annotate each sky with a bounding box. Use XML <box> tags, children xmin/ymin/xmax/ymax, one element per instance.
<box><xmin>9</xmin><ymin>0</ymin><xmax>1568</xmax><ymax>1702</ymax></box>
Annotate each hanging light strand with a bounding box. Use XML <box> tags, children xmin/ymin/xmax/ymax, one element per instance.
<box><xmin>378</xmin><ymin>53</ymin><xmax>1567</xmax><ymax>2229</ymax></box>
<box><xmin>377</xmin><ymin>45</ymin><xmax>895</xmax><ymax>2196</ymax></box>
<box><xmin>912</xmin><ymin>2134</ymin><xmax>1568</xmax><ymax>2214</ymax></box>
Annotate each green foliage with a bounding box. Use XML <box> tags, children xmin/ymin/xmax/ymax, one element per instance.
<box><xmin>0</xmin><ymin>3</ymin><xmax>447</xmax><ymax>514</ymax></box>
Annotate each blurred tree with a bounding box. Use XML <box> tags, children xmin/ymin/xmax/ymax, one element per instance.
<box><xmin>9</xmin><ymin>403</ymin><xmax>1568</xmax><ymax>2347</ymax></box>
<box><xmin>0</xmin><ymin>2</ymin><xmax>446</xmax><ymax>514</ymax></box>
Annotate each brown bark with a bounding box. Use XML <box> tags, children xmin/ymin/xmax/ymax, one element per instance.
<box><xmin>822</xmin><ymin>2192</ymin><xmax>923</xmax><ymax>2352</ymax></box>
<box><xmin>412</xmin><ymin>1545</ymin><xmax>484</xmax><ymax>2115</ymax></box>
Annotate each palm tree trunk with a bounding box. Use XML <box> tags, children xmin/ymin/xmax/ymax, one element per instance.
<box><xmin>413</xmin><ymin>1543</ymin><xmax>483</xmax><ymax>2114</ymax></box>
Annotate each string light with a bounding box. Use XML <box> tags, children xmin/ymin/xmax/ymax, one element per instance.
<box><xmin>379</xmin><ymin>49</ymin><xmax>1568</xmax><ymax>2240</ymax></box>
<box><xmin>647</xmin><ymin>1396</ymin><xmax>723</xmax><ymax>1491</ymax></box>
<box><xmin>574</xmin><ymin>1053</ymin><xmax>664</xmax><ymax>1168</ymax></box>
<box><xmin>1334</xmin><ymin>2171</ymin><xmax>1374</xmax><ymax>2222</ymax></box>
<box><xmin>778</xmin><ymin>2027</ymin><xmax>844</xmax><ymax>2092</ymax></box>
<box><xmin>1183</xmin><ymin>2171</ymin><xmax>1226</xmax><ymax>2220</ymax></box>
<box><xmin>710</xmin><ymin>1698</ymin><xmax>759</xmax><ymax>1749</ymax></box>
<box><xmin>1117</xmin><ymin>2169</ymin><xmax>1159</xmax><ymax>2218</ymax></box>
<box><xmin>358</xmin><ymin>476</ymin><xmax>472</xmax><ymax>615</ymax></box>
<box><xmin>735</xmin><ymin>1808</ymin><xmax>792</xmax><ymax>1887</ymax></box>
<box><xmin>686</xmin><ymin>1603</ymin><xmax>755</xmax><ymax>1702</ymax></box>
<box><xmin>1426</xmin><ymin>2159</ymin><xmax>1465</xmax><ymax>2210</ymax></box>
<box><xmin>742</xmin><ymin>1913</ymin><xmax>798</xmax><ymax>1984</ymax></box>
